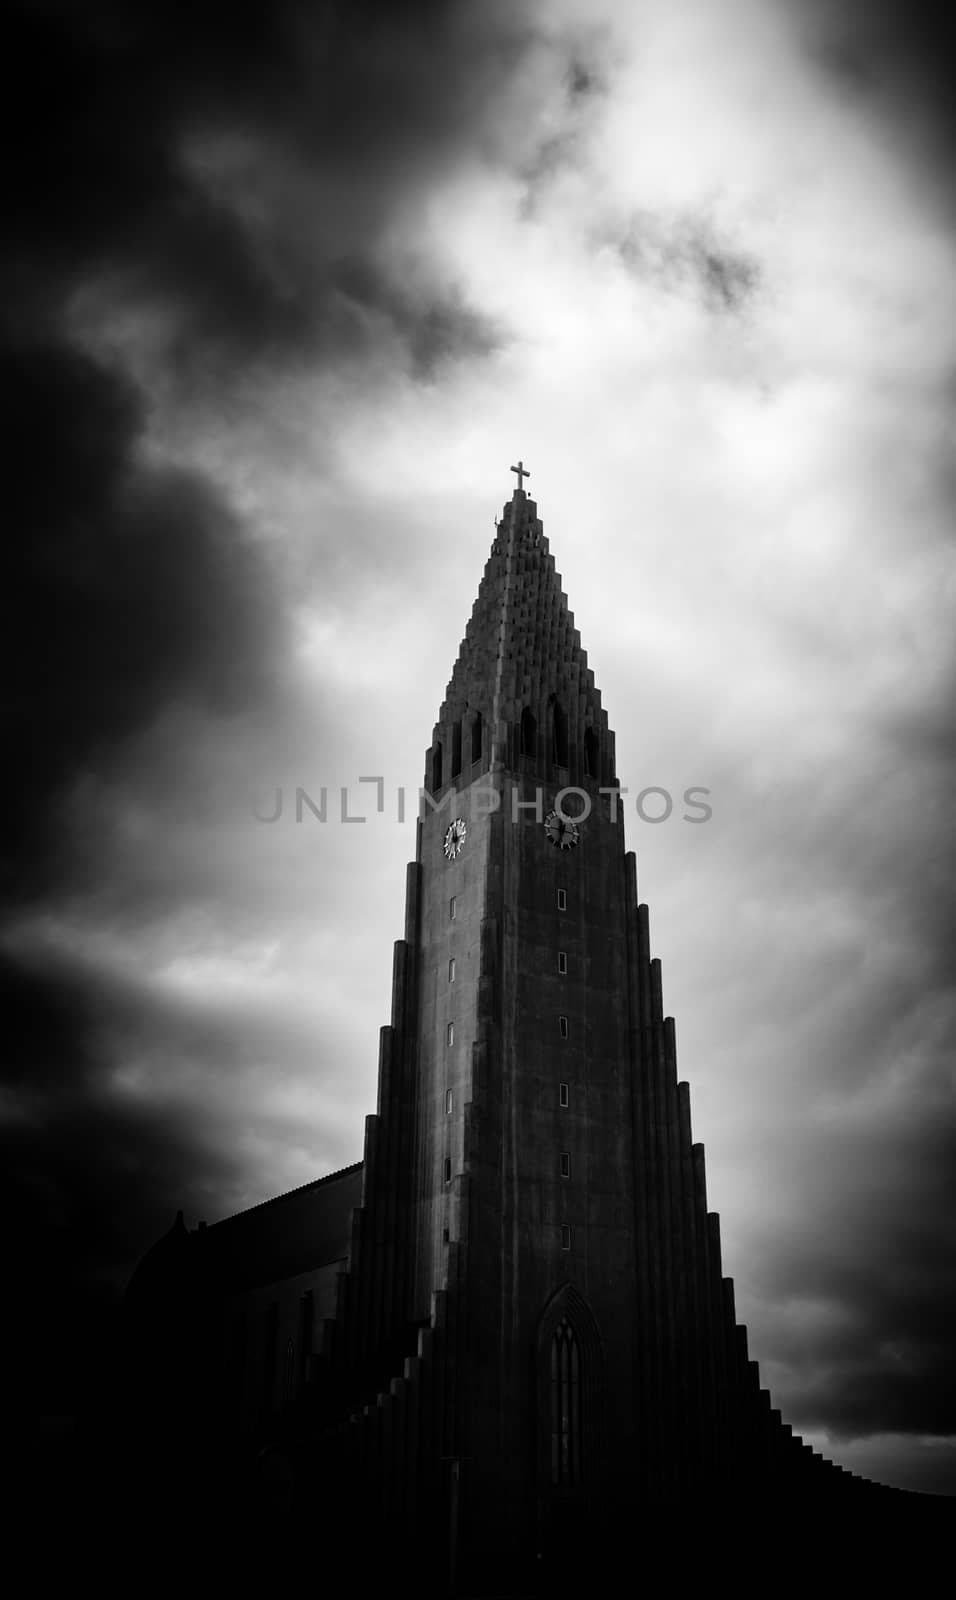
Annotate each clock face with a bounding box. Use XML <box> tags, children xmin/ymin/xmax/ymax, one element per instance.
<box><xmin>544</xmin><ymin>809</ymin><xmax>580</xmax><ymax>850</ymax></box>
<box><xmin>443</xmin><ymin>818</ymin><xmax>467</xmax><ymax>860</ymax></box>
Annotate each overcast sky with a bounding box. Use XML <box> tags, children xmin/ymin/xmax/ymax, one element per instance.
<box><xmin>4</xmin><ymin>0</ymin><xmax>954</xmax><ymax>1494</ymax></box>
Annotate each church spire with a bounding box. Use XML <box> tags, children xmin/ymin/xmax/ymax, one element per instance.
<box><xmin>426</xmin><ymin>476</ymin><xmax>616</xmax><ymax>794</ymax></box>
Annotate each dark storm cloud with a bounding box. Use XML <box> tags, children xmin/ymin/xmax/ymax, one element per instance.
<box><xmin>1</xmin><ymin>921</ymin><xmax>362</xmax><ymax>1407</ymax></box>
<box><xmin>797</xmin><ymin>0</ymin><xmax>956</xmax><ymax>190</ymax></box>
<box><xmin>807</xmin><ymin>0</ymin><xmax>956</xmax><ymax>113</ymax></box>
<box><xmin>614</xmin><ymin>214</ymin><xmax>760</xmax><ymax>313</ymax></box>
<box><xmin>1</xmin><ymin>0</ymin><xmax>583</xmax><ymax>929</ymax></box>
<box><xmin>3</xmin><ymin>0</ymin><xmax>545</xmax><ymax>887</ymax></box>
<box><xmin>4</xmin><ymin>0</ymin><xmax>558</xmax><ymax>1424</ymax></box>
<box><xmin>685</xmin><ymin>619</ymin><xmax>956</xmax><ymax>1456</ymax></box>
<box><xmin>516</xmin><ymin>28</ymin><xmax>611</xmax><ymax>199</ymax></box>
<box><xmin>568</xmin><ymin>58</ymin><xmax>603</xmax><ymax>100</ymax></box>
<box><xmin>2</xmin><ymin>0</ymin><xmax>564</xmax><ymax>891</ymax></box>
<box><xmin>5</xmin><ymin>0</ymin><xmax>521</xmax><ymax>374</ymax></box>
<box><xmin>0</xmin><ymin>948</ymin><xmax>247</xmax><ymax>1412</ymax></box>
<box><xmin>0</xmin><ymin>955</ymin><xmax>228</xmax><ymax>1264</ymax></box>
<box><xmin>754</xmin><ymin>1108</ymin><xmax>956</xmax><ymax>1441</ymax></box>
<box><xmin>328</xmin><ymin>258</ymin><xmax>500</xmax><ymax>381</ymax></box>
<box><xmin>696</xmin><ymin>244</ymin><xmax>759</xmax><ymax>313</ymax></box>
<box><xmin>2</xmin><ymin>338</ymin><xmax>280</xmax><ymax>902</ymax></box>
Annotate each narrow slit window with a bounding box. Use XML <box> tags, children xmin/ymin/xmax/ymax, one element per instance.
<box><xmin>559</xmin><ymin>1082</ymin><xmax>569</xmax><ymax>1108</ymax></box>
<box><xmin>559</xmin><ymin>1015</ymin><xmax>569</xmax><ymax>1040</ymax></box>
<box><xmin>558</xmin><ymin>951</ymin><xmax>567</xmax><ymax>975</ymax></box>
<box><xmin>449</xmin><ymin>895</ymin><xmax>456</xmax><ymax>920</ymax></box>
<box><xmin>445</xmin><ymin>1088</ymin><xmax>453</xmax><ymax>1115</ymax></box>
<box><xmin>560</xmin><ymin>1151</ymin><xmax>571</xmax><ymax>1178</ymax></box>
<box><xmin>561</xmin><ymin>1225</ymin><xmax>571</xmax><ymax>1251</ymax></box>
<box><xmin>557</xmin><ymin>888</ymin><xmax>567</xmax><ymax>911</ymax></box>
<box><xmin>448</xmin><ymin>957</ymin><xmax>456</xmax><ymax>983</ymax></box>
<box><xmin>451</xmin><ymin>719</ymin><xmax>462</xmax><ymax>779</ymax></box>
<box><xmin>447</xmin><ymin>1021</ymin><xmax>454</xmax><ymax>1047</ymax></box>
<box><xmin>443</xmin><ymin>1156</ymin><xmax>452</xmax><ymax>1184</ymax></box>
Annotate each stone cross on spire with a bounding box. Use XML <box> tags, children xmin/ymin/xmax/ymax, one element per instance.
<box><xmin>510</xmin><ymin>459</ymin><xmax>530</xmax><ymax>492</ymax></box>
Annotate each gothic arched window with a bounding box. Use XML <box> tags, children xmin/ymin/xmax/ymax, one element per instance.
<box><xmin>550</xmin><ymin>1316</ymin><xmax>581</xmax><ymax>1487</ymax></box>
<box><xmin>552</xmin><ymin>701</ymin><xmax>568</xmax><ymax>768</ymax></box>
<box><xmin>520</xmin><ymin>707</ymin><xmax>537</xmax><ymax>757</ymax></box>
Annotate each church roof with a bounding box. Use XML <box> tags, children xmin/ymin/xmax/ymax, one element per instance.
<box><xmin>195</xmin><ymin>1160</ymin><xmax>363</xmax><ymax>1292</ymax></box>
<box><xmin>127</xmin><ymin>1163</ymin><xmax>364</xmax><ymax>1303</ymax></box>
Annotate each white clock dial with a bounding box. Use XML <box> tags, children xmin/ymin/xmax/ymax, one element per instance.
<box><xmin>544</xmin><ymin>810</ymin><xmax>580</xmax><ymax>850</ymax></box>
<box><xmin>443</xmin><ymin>818</ymin><xmax>467</xmax><ymax>860</ymax></box>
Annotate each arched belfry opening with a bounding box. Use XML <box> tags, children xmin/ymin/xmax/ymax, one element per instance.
<box><xmin>584</xmin><ymin>726</ymin><xmax>599</xmax><ymax>780</ymax></box>
<box><xmin>451</xmin><ymin>720</ymin><xmax>462</xmax><ymax>780</ymax></box>
<box><xmin>431</xmin><ymin>741</ymin><xmax>443</xmax><ymax>793</ymax></box>
<box><xmin>519</xmin><ymin>706</ymin><xmax>537</xmax><ymax>758</ymax></box>
<box><xmin>551</xmin><ymin>700</ymin><xmax>568</xmax><ymax>768</ymax></box>
<box><xmin>471</xmin><ymin>710</ymin><xmax>483</xmax><ymax>766</ymax></box>
<box><xmin>536</xmin><ymin>1283</ymin><xmax>605</xmax><ymax>1500</ymax></box>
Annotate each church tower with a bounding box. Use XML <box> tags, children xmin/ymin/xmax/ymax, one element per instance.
<box><xmin>413</xmin><ymin>471</ymin><xmax>628</xmax><ymax>1550</ymax></box>
<box><xmin>319</xmin><ymin>472</ymin><xmax>764</xmax><ymax>1583</ymax></box>
<box><xmin>126</xmin><ymin>469</ymin><xmax>931</xmax><ymax>1593</ymax></box>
